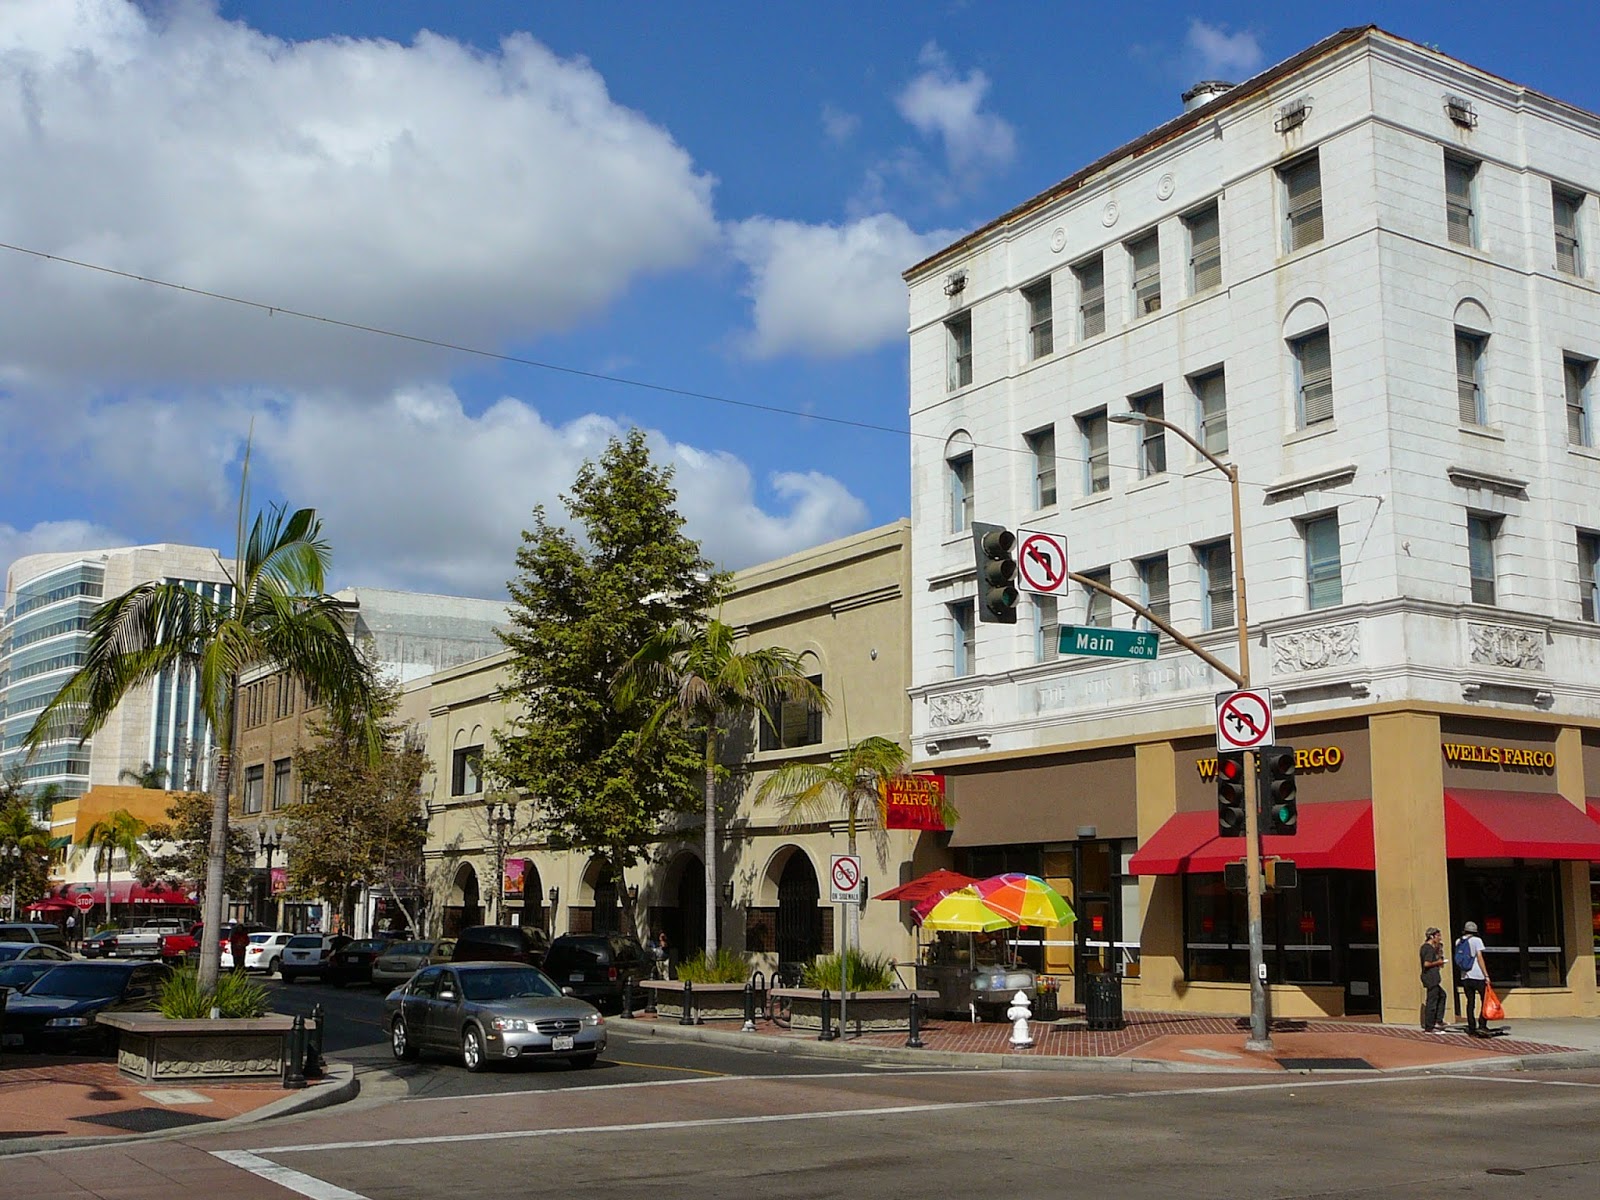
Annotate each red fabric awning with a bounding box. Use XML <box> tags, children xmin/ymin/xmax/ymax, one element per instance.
<box><xmin>873</xmin><ymin>869</ymin><xmax>977</xmax><ymax>902</ymax></box>
<box><xmin>1128</xmin><ymin>799</ymin><xmax>1375</xmax><ymax>875</ymax></box>
<box><xmin>52</xmin><ymin>881</ymin><xmax>197</xmax><ymax>906</ymax></box>
<box><xmin>23</xmin><ymin>898</ymin><xmax>76</xmax><ymax>913</ymax></box>
<box><xmin>1444</xmin><ymin>790</ymin><xmax>1600</xmax><ymax>860</ymax></box>
<box><xmin>1592</xmin><ymin>802</ymin><xmax>1600</xmax><ymax>862</ymax></box>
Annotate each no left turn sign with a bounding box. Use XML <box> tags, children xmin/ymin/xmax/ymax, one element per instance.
<box><xmin>1016</xmin><ymin>530</ymin><xmax>1069</xmax><ymax>594</ymax></box>
<box><xmin>1215</xmin><ymin>688</ymin><xmax>1274</xmax><ymax>752</ymax></box>
<box><xmin>829</xmin><ymin>854</ymin><xmax>863</xmax><ymax>903</ymax></box>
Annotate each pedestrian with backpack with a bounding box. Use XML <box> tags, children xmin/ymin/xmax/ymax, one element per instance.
<box><xmin>1419</xmin><ymin>927</ymin><xmax>1447</xmax><ymax>1032</ymax></box>
<box><xmin>1454</xmin><ymin>921</ymin><xmax>1490</xmax><ymax>1036</ymax></box>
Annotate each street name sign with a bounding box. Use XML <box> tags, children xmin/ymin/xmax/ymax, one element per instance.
<box><xmin>1058</xmin><ymin>625</ymin><xmax>1158</xmax><ymax>660</ymax></box>
<box><xmin>829</xmin><ymin>854</ymin><xmax>863</xmax><ymax>903</ymax></box>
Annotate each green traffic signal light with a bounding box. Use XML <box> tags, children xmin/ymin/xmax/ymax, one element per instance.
<box><xmin>1259</xmin><ymin>746</ymin><xmax>1298</xmax><ymax>835</ymax></box>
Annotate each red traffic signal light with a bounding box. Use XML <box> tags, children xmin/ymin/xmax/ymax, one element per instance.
<box><xmin>1216</xmin><ymin>751</ymin><xmax>1247</xmax><ymax>838</ymax></box>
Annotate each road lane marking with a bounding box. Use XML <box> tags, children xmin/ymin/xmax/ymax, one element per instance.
<box><xmin>604</xmin><ymin>1059</ymin><xmax>726</xmax><ymax>1075</ymax></box>
<box><xmin>211</xmin><ymin>1150</ymin><xmax>373</xmax><ymax>1200</ymax></box>
<box><xmin>1452</xmin><ymin>1074</ymin><xmax>1600</xmax><ymax>1089</ymax></box>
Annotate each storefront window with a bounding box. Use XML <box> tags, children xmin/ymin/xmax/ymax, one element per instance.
<box><xmin>1591</xmin><ymin>875</ymin><xmax>1599</xmax><ymax>985</ymax></box>
<box><xmin>1183</xmin><ymin>871</ymin><xmax>1350</xmax><ymax>986</ymax></box>
<box><xmin>1450</xmin><ymin>861</ymin><xmax>1564</xmax><ymax>989</ymax></box>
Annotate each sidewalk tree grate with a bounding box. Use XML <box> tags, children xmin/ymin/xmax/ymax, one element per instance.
<box><xmin>1274</xmin><ymin>1057</ymin><xmax>1374</xmax><ymax>1070</ymax></box>
<box><xmin>78</xmin><ymin>1107</ymin><xmax>221</xmax><ymax>1133</ymax></box>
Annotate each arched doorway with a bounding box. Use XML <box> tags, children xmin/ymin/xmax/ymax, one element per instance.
<box><xmin>593</xmin><ymin>866</ymin><xmax>620</xmax><ymax>935</ymax></box>
<box><xmin>515</xmin><ymin>861</ymin><xmax>544</xmax><ymax>930</ymax></box>
<box><xmin>775</xmin><ymin>852</ymin><xmax>822</xmax><ymax>967</ymax></box>
<box><xmin>673</xmin><ymin>857</ymin><xmax>706</xmax><ymax>959</ymax></box>
<box><xmin>444</xmin><ymin>864</ymin><xmax>481</xmax><ymax>937</ymax></box>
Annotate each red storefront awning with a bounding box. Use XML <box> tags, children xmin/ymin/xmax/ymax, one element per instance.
<box><xmin>873</xmin><ymin>869</ymin><xmax>977</xmax><ymax>903</ymax></box>
<box><xmin>1128</xmin><ymin>799</ymin><xmax>1375</xmax><ymax>875</ymax></box>
<box><xmin>1591</xmin><ymin>802</ymin><xmax>1600</xmax><ymax>862</ymax></box>
<box><xmin>52</xmin><ymin>881</ymin><xmax>197</xmax><ymax>906</ymax></box>
<box><xmin>23</xmin><ymin>898</ymin><xmax>77</xmax><ymax>913</ymax></box>
<box><xmin>1444</xmin><ymin>790</ymin><xmax>1600</xmax><ymax>860</ymax></box>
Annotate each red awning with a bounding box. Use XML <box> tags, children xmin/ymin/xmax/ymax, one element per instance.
<box><xmin>1592</xmin><ymin>802</ymin><xmax>1600</xmax><ymax>862</ymax></box>
<box><xmin>52</xmin><ymin>881</ymin><xmax>197</xmax><ymax>906</ymax></box>
<box><xmin>1128</xmin><ymin>799</ymin><xmax>1375</xmax><ymax>875</ymax></box>
<box><xmin>873</xmin><ymin>869</ymin><xmax>977</xmax><ymax>903</ymax></box>
<box><xmin>23</xmin><ymin>898</ymin><xmax>77</xmax><ymax>913</ymax></box>
<box><xmin>1444</xmin><ymin>790</ymin><xmax>1600</xmax><ymax>860</ymax></box>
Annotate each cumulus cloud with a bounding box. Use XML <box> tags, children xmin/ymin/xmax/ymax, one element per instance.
<box><xmin>1</xmin><ymin>519</ymin><xmax>132</xmax><ymax>591</ymax></box>
<box><xmin>727</xmin><ymin>214</ymin><xmax>955</xmax><ymax>359</ymax></box>
<box><xmin>1185</xmin><ymin>19</ymin><xmax>1264</xmax><ymax>80</ymax></box>
<box><xmin>821</xmin><ymin>103</ymin><xmax>860</xmax><ymax>144</ymax></box>
<box><xmin>895</xmin><ymin>43</ymin><xmax>1016</xmax><ymax>181</ymax></box>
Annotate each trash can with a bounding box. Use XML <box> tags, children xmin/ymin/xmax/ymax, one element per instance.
<box><xmin>1083</xmin><ymin>972</ymin><xmax>1124</xmax><ymax>1031</ymax></box>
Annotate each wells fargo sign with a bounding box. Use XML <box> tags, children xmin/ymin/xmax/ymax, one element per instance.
<box><xmin>881</xmin><ymin>774</ymin><xmax>948</xmax><ymax>831</ymax></box>
<box><xmin>1196</xmin><ymin>746</ymin><xmax>1343</xmax><ymax>780</ymax></box>
<box><xmin>1441</xmin><ymin>742</ymin><xmax>1555</xmax><ymax>771</ymax></box>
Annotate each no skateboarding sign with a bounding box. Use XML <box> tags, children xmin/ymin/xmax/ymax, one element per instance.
<box><xmin>1016</xmin><ymin>529</ymin><xmax>1069</xmax><ymax>595</ymax></box>
<box><xmin>829</xmin><ymin>854</ymin><xmax>863</xmax><ymax>903</ymax></box>
<box><xmin>1215</xmin><ymin>688</ymin><xmax>1274</xmax><ymax>752</ymax></box>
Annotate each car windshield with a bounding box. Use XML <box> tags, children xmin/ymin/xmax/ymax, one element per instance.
<box><xmin>459</xmin><ymin>968</ymin><xmax>560</xmax><ymax>1003</ymax></box>
<box><xmin>287</xmin><ymin>936</ymin><xmax>321</xmax><ymax>948</ymax></box>
<box><xmin>345</xmin><ymin>940</ymin><xmax>384</xmax><ymax>953</ymax></box>
<box><xmin>549</xmin><ymin>939</ymin><xmax>608</xmax><ymax>967</ymax></box>
<box><xmin>0</xmin><ymin>962</ymin><xmax>55</xmax><ymax>990</ymax></box>
<box><xmin>0</xmin><ymin>945</ymin><xmax>26</xmax><ymax>962</ymax></box>
<box><xmin>383</xmin><ymin>942</ymin><xmax>423</xmax><ymax>956</ymax></box>
<box><xmin>27</xmin><ymin>965</ymin><xmax>128</xmax><ymax>999</ymax></box>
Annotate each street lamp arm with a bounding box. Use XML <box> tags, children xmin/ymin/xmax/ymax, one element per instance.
<box><xmin>1066</xmin><ymin>572</ymin><xmax>1243</xmax><ymax>687</ymax></box>
<box><xmin>1111</xmin><ymin>411</ymin><xmax>1231</xmax><ymax>479</ymax></box>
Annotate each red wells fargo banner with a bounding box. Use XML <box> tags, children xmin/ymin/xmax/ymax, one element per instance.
<box><xmin>881</xmin><ymin>774</ymin><xmax>948</xmax><ymax>831</ymax></box>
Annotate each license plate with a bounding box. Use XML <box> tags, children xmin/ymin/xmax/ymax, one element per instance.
<box><xmin>569</xmin><ymin>972</ymin><xmax>583</xmax><ymax>982</ymax></box>
<box><xmin>551</xmin><ymin>1035</ymin><xmax>574</xmax><ymax>1051</ymax></box>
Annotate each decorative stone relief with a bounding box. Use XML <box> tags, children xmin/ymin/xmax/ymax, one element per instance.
<box><xmin>1269</xmin><ymin>624</ymin><xmax>1360</xmax><ymax>674</ymax></box>
<box><xmin>150</xmin><ymin>1034</ymin><xmax>284</xmax><ymax>1079</ymax></box>
<box><xmin>1156</xmin><ymin>173</ymin><xmax>1175</xmax><ymax>201</ymax></box>
<box><xmin>928</xmin><ymin>690</ymin><xmax>983</xmax><ymax>727</ymax></box>
<box><xmin>1050</xmin><ymin>227</ymin><xmax>1067</xmax><ymax>253</ymax></box>
<box><xmin>1468</xmin><ymin>624</ymin><xmax>1545</xmax><ymax>670</ymax></box>
<box><xmin>1101</xmin><ymin>199</ymin><xmax>1119</xmax><ymax>227</ymax></box>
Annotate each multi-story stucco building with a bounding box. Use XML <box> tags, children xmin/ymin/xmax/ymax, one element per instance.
<box><xmin>906</xmin><ymin>27</ymin><xmax>1600</xmax><ymax>1023</ymax></box>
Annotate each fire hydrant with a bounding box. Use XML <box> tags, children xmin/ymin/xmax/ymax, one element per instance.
<box><xmin>1007</xmin><ymin>990</ymin><xmax>1034</xmax><ymax>1049</ymax></box>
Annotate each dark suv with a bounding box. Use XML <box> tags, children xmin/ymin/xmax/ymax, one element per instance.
<box><xmin>450</xmin><ymin>925</ymin><xmax>550</xmax><ymax>966</ymax></box>
<box><xmin>541</xmin><ymin>934</ymin><xmax>651</xmax><ymax>1014</ymax></box>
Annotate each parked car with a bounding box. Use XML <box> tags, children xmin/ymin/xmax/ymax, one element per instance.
<box><xmin>241</xmin><ymin>932</ymin><xmax>295</xmax><ymax>976</ymax></box>
<box><xmin>384</xmin><ymin>962</ymin><xmax>606</xmax><ymax>1071</ymax></box>
<box><xmin>541</xmin><ymin>934</ymin><xmax>652</xmax><ymax>1015</ymax></box>
<box><xmin>104</xmin><ymin>917</ymin><xmax>193</xmax><ymax>959</ymax></box>
<box><xmin>372</xmin><ymin>939</ymin><xmax>456</xmax><ymax>987</ymax></box>
<box><xmin>0</xmin><ymin>942</ymin><xmax>74</xmax><ymax>964</ymax></box>
<box><xmin>324</xmin><ymin>938</ymin><xmax>387</xmax><ymax>987</ymax></box>
<box><xmin>279</xmin><ymin>934</ymin><xmax>351</xmax><ymax>984</ymax></box>
<box><xmin>80</xmin><ymin>930</ymin><xmax>120</xmax><ymax>959</ymax></box>
<box><xmin>0</xmin><ymin>922</ymin><xmax>70</xmax><ymax>951</ymax></box>
<box><xmin>450</xmin><ymin>925</ymin><xmax>550</xmax><ymax>966</ymax></box>
<box><xmin>0</xmin><ymin>960</ymin><xmax>62</xmax><ymax>994</ymax></box>
<box><xmin>0</xmin><ymin>960</ymin><xmax>171</xmax><ymax>1053</ymax></box>
<box><xmin>160</xmin><ymin>921</ymin><xmax>266</xmax><ymax>964</ymax></box>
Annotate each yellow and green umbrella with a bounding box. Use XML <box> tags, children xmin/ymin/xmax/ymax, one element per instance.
<box><xmin>914</xmin><ymin>886</ymin><xmax>1013</xmax><ymax>932</ymax></box>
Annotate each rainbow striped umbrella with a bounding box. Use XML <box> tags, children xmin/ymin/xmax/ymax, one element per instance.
<box><xmin>973</xmin><ymin>874</ymin><xmax>1075</xmax><ymax>928</ymax></box>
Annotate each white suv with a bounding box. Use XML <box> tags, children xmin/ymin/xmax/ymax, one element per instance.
<box><xmin>280</xmin><ymin>934</ymin><xmax>349</xmax><ymax>984</ymax></box>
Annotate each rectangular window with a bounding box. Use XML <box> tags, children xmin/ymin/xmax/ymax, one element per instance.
<box><xmin>1579</xmin><ymin>532</ymin><xmax>1600</xmax><ymax>622</ymax></box>
<box><xmin>1079</xmin><ymin>409</ymin><xmax>1109</xmax><ymax>495</ymax></box>
<box><xmin>1128</xmin><ymin>231</ymin><xmax>1161</xmax><ymax>316</ymax></box>
<box><xmin>1302</xmin><ymin>514</ymin><xmax>1343</xmax><ymax>609</ymax></box>
<box><xmin>1282</xmin><ymin>154</ymin><xmax>1324</xmax><ymax>252</ymax></box>
<box><xmin>1565</xmin><ymin>355</ymin><xmax>1594</xmax><ymax>446</ymax></box>
<box><xmin>243</xmin><ymin>764</ymin><xmax>264</xmax><ymax>815</ymax></box>
<box><xmin>1199</xmin><ymin>540</ymin><xmax>1235</xmax><ymax>630</ymax></box>
<box><xmin>946</xmin><ymin>312</ymin><xmax>973</xmax><ymax>390</ymax></box>
<box><xmin>1193</xmin><ymin>369</ymin><xmax>1228</xmax><ymax>455</ymax></box>
<box><xmin>451</xmin><ymin>745</ymin><xmax>484</xmax><ymax>796</ymax></box>
<box><xmin>759</xmin><ymin>673</ymin><xmax>824</xmax><ymax>750</ymax></box>
<box><xmin>1292</xmin><ymin>328</ymin><xmax>1334</xmax><ymax>426</ymax></box>
<box><xmin>1074</xmin><ymin>254</ymin><xmax>1105</xmax><ymax>339</ymax></box>
<box><xmin>1026</xmin><ymin>427</ymin><xmax>1056</xmax><ymax>509</ymax></box>
<box><xmin>1023</xmin><ymin>278</ymin><xmax>1053</xmax><ymax>359</ymax></box>
<box><xmin>948</xmin><ymin>452</ymin><xmax>974</xmax><ymax>533</ymax></box>
<box><xmin>1445</xmin><ymin>156</ymin><xmax>1478</xmax><ymax>248</ymax></box>
<box><xmin>950</xmin><ymin>600</ymin><xmax>976</xmax><ymax>678</ymax></box>
<box><xmin>1468</xmin><ymin>514</ymin><xmax>1499</xmax><ymax>605</ymax></box>
<box><xmin>271</xmin><ymin>758</ymin><xmax>292</xmax><ymax>810</ymax></box>
<box><xmin>1186</xmin><ymin>203</ymin><xmax>1222</xmax><ymax>293</ymax></box>
<box><xmin>1138</xmin><ymin>554</ymin><xmax>1170</xmax><ymax>629</ymax></box>
<box><xmin>1554</xmin><ymin>185</ymin><xmax>1584</xmax><ymax>276</ymax></box>
<box><xmin>1034</xmin><ymin>595</ymin><xmax>1059</xmax><ymax>663</ymax></box>
<box><xmin>1455</xmin><ymin>330</ymin><xmax>1486</xmax><ymax>425</ymax></box>
<box><xmin>1082</xmin><ymin>568</ymin><xmax>1112</xmax><ymax>628</ymax></box>
<box><xmin>273</xmin><ymin>676</ymin><xmax>296</xmax><ymax>720</ymax></box>
<box><xmin>1131</xmin><ymin>388</ymin><xmax>1166</xmax><ymax>477</ymax></box>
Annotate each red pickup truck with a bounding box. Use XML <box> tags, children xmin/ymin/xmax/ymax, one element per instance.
<box><xmin>159</xmin><ymin>922</ymin><xmax>266</xmax><ymax>963</ymax></box>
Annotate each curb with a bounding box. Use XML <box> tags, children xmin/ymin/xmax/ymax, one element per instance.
<box><xmin>0</xmin><ymin>1063</ymin><xmax>359</xmax><ymax>1159</ymax></box>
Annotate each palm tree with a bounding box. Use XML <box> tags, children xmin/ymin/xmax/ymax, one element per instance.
<box><xmin>0</xmin><ymin>801</ymin><xmax>53</xmax><ymax>919</ymax></box>
<box><xmin>118</xmin><ymin>761</ymin><xmax>169</xmax><ymax>789</ymax></box>
<box><xmin>25</xmin><ymin>456</ymin><xmax>375</xmax><ymax>990</ymax></box>
<box><xmin>74</xmin><ymin>809</ymin><xmax>149</xmax><ymax>927</ymax></box>
<box><xmin>615</xmin><ymin>618</ymin><xmax>825</xmax><ymax>957</ymax></box>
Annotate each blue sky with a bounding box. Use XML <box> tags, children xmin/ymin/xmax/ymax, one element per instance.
<box><xmin>2</xmin><ymin>1</ymin><xmax>1596</xmax><ymax>599</ymax></box>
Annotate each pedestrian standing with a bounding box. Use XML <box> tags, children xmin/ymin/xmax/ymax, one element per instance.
<box><xmin>229</xmin><ymin>923</ymin><xmax>250</xmax><ymax>972</ymax></box>
<box><xmin>1419</xmin><ymin>927</ymin><xmax>1447</xmax><ymax>1032</ymax></box>
<box><xmin>1454</xmin><ymin>921</ymin><xmax>1490</xmax><ymax>1036</ymax></box>
<box><xmin>65</xmin><ymin>912</ymin><xmax>78</xmax><ymax>950</ymax></box>
<box><xmin>656</xmin><ymin>931</ymin><xmax>671</xmax><ymax>979</ymax></box>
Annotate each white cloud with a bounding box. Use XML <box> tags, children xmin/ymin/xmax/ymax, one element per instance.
<box><xmin>1185</xmin><ymin>19</ymin><xmax>1264</xmax><ymax>80</ymax></box>
<box><xmin>727</xmin><ymin>214</ymin><xmax>956</xmax><ymax>359</ymax></box>
<box><xmin>1</xmin><ymin>519</ymin><xmax>132</xmax><ymax>592</ymax></box>
<box><xmin>895</xmin><ymin>43</ymin><xmax>1016</xmax><ymax>181</ymax></box>
<box><xmin>821</xmin><ymin>103</ymin><xmax>860</xmax><ymax>144</ymax></box>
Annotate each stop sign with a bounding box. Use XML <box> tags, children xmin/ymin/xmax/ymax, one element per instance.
<box><xmin>74</xmin><ymin>892</ymin><xmax>96</xmax><ymax>911</ymax></box>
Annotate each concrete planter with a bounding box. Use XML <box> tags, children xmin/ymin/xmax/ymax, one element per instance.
<box><xmin>97</xmin><ymin>1012</ymin><xmax>296</xmax><ymax>1082</ymax></box>
<box><xmin>774</xmin><ymin>988</ymin><xmax>939</xmax><ymax>1035</ymax></box>
<box><xmin>638</xmin><ymin>980</ymin><xmax>753</xmax><ymax>1022</ymax></box>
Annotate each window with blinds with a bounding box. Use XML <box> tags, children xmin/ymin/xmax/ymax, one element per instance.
<box><xmin>948</xmin><ymin>452</ymin><xmax>974</xmax><ymax>532</ymax></box>
<box><xmin>1579</xmin><ymin>533</ymin><xmax>1600</xmax><ymax>622</ymax></box>
<box><xmin>1074</xmin><ymin>254</ymin><xmax>1105</xmax><ymax>338</ymax></box>
<box><xmin>1138</xmin><ymin>554</ymin><xmax>1170</xmax><ymax>629</ymax></box>
<box><xmin>758</xmin><ymin>673</ymin><xmax>823</xmax><ymax>750</ymax></box>
<box><xmin>1034</xmin><ymin>595</ymin><xmax>1059</xmax><ymax>662</ymax></box>
<box><xmin>1455</xmin><ymin>331</ymin><xmax>1486</xmax><ymax>425</ymax></box>
<box><xmin>1302</xmin><ymin>514</ymin><xmax>1343</xmax><ymax>610</ymax></box>
<box><xmin>1553</xmin><ymin>186</ymin><xmax>1584</xmax><ymax>276</ymax></box>
<box><xmin>1468</xmin><ymin>514</ymin><xmax>1499</xmax><ymax>605</ymax></box>
<box><xmin>1080</xmin><ymin>410</ymin><xmax>1109</xmax><ymax>495</ymax></box>
<box><xmin>1282</xmin><ymin>154</ymin><xmax>1324</xmax><ymax>252</ymax></box>
<box><xmin>1194</xmin><ymin>369</ymin><xmax>1229</xmax><ymax>454</ymax></box>
<box><xmin>243</xmin><ymin>764</ymin><xmax>265</xmax><ymax>814</ymax></box>
<box><xmin>950</xmin><ymin>600</ymin><xmax>976</xmax><ymax>678</ymax></box>
<box><xmin>1292</xmin><ymin>329</ymin><xmax>1334</xmax><ymax>426</ymax></box>
<box><xmin>1082</xmin><ymin>568</ymin><xmax>1112</xmax><ymax>628</ymax></box>
<box><xmin>1199</xmin><ymin>541</ymin><xmax>1234</xmax><ymax>630</ymax></box>
<box><xmin>1131</xmin><ymin>388</ymin><xmax>1166</xmax><ymax>476</ymax></box>
<box><xmin>1565</xmin><ymin>356</ymin><xmax>1594</xmax><ymax>446</ymax></box>
<box><xmin>1128</xmin><ymin>231</ymin><xmax>1161</xmax><ymax>316</ymax></box>
<box><xmin>1186</xmin><ymin>203</ymin><xmax>1222</xmax><ymax>293</ymax></box>
<box><xmin>1023</xmin><ymin>278</ymin><xmax>1053</xmax><ymax>359</ymax></box>
<box><xmin>1027</xmin><ymin>426</ymin><xmax>1057</xmax><ymax>508</ymax></box>
<box><xmin>1445</xmin><ymin>157</ymin><xmax>1478</xmax><ymax>248</ymax></box>
<box><xmin>946</xmin><ymin>313</ymin><xmax>973</xmax><ymax>390</ymax></box>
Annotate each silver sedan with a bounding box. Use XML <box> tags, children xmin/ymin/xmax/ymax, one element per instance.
<box><xmin>383</xmin><ymin>962</ymin><xmax>606</xmax><ymax>1072</ymax></box>
<box><xmin>371</xmin><ymin>938</ymin><xmax>455</xmax><ymax>987</ymax></box>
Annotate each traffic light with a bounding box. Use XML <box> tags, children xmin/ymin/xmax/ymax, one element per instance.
<box><xmin>1259</xmin><ymin>745</ymin><xmax>1298</xmax><ymax>835</ymax></box>
<box><xmin>972</xmin><ymin>522</ymin><xmax>1018</xmax><ymax>624</ymax></box>
<box><xmin>1216</xmin><ymin>751</ymin><xmax>1247</xmax><ymax>837</ymax></box>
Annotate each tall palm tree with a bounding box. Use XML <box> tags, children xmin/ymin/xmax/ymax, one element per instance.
<box><xmin>118</xmin><ymin>761</ymin><xmax>169</xmax><ymax>789</ymax></box>
<box><xmin>25</xmin><ymin>457</ymin><xmax>375</xmax><ymax>990</ymax></box>
<box><xmin>615</xmin><ymin>618</ymin><xmax>825</xmax><ymax>957</ymax></box>
<box><xmin>74</xmin><ymin>809</ymin><xmax>149</xmax><ymax>927</ymax></box>
<box><xmin>0</xmin><ymin>801</ymin><xmax>53</xmax><ymax>919</ymax></box>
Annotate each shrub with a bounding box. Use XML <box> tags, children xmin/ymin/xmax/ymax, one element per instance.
<box><xmin>157</xmin><ymin>965</ymin><xmax>271</xmax><ymax>1019</ymax></box>
<box><xmin>801</xmin><ymin>949</ymin><xmax>895</xmax><ymax>992</ymax></box>
<box><xmin>674</xmin><ymin>947</ymin><xmax>751</xmax><ymax>984</ymax></box>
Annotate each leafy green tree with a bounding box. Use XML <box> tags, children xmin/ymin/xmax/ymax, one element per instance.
<box><xmin>74</xmin><ymin>809</ymin><xmax>149</xmax><ymax>926</ymax></box>
<box><xmin>616</xmin><ymin>618</ymin><xmax>824</xmax><ymax>956</ymax></box>
<box><xmin>118</xmin><ymin>761</ymin><xmax>169</xmax><ymax>789</ymax></box>
<box><xmin>490</xmin><ymin>430</ymin><xmax>724</xmax><ymax>934</ymax></box>
<box><xmin>143</xmin><ymin>790</ymin><xmax>255</xmax><ymax>900</ymax></box>
<box><xmin>24</xmin><ymin>451</ymin><xmax>376</xmax><ymax>989</ymax></box>
<box><xmin>0</xmin><ymin>795</ymin><xmax>53</xmax><ymax>917</ymax></box>
<box><xmin>285</xmin><ymin>678</ymin><xmax>427</xmax><ymax>934</ymax></box>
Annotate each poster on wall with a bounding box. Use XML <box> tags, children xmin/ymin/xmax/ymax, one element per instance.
<box><xmin>503</xmin><ymin>857</ymin><xmax>527</xmax><ymax>898</ymax></box>
<box><xmin>881</xmin><ymin>774</ymin><xmax>949</xmax><ymax>831</ymax></box>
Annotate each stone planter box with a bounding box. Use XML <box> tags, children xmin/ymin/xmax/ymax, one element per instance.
<box><xmin>638</xmin><ymin>980</ymin><xmax>753</xmax><ymax>1022</ymax></box>
<box><xmin>774</xmin><ymin>988</ymin><xmax>939</xmax><ymax>1035</ymax></box>
<box><xmin>97</xmin><ymin>1012</ymin><xmax>296</xmax><ymax>1082</ymax></box>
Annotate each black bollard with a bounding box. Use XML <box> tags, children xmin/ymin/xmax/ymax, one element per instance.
<box><xmin>679</xmin><ymin>980</ymin><xmax>694</xmax><ymax>1026</ymax></box>
<box><xmin>906</xmin><ymin>991</ymin><xmax>925</xmax><ymax>1048</ymax></box>
<box><xmin>742</xmin><ymin>980</ymin><xmax>756</xmax><ymax>1032</ymax></box>
<box><xmin>622</xmin><ymin>975</ymin><xmax>634</xmax><ymax>1019</ymax></box>
<box><xmin>305</xmin><ymin>1003</ymin><xmax>325</xmax><ymax>1078</ymax></box>
<box><xmin>283</xmin><ymin>1015</ymin><xmax>308</xmax><ymax>1089</ymax></box>
<box><xmin>818</xmin><ymin>988</ymin><xmax>837</xmax><ymax>1042</ymax></box>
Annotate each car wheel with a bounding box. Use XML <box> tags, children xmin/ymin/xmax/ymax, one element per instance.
<box><xmin>268</xmin><ymin>956</ymin><xmax>281</xmax><ymax>977</ymax></box>
<box><xmin>461</xmin><ymin>1025</ymin><xmax>487</xmax><ymax>1073</ymax></box>
<box><xmin>570</xmin><ymin>1052</ymin><xmax>599</xmax><ymax>1069</ymax></box>
<box><xmin>391</xmin><ymin>1017</ymin><xmax>419</xmax><ymax>1062</ymax></box>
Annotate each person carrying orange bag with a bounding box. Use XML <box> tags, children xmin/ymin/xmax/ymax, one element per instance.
<box><xmin>1482</xmin><ymin>982</ymin><xmax>1505</xmax><ymax>1023</ymax></box>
